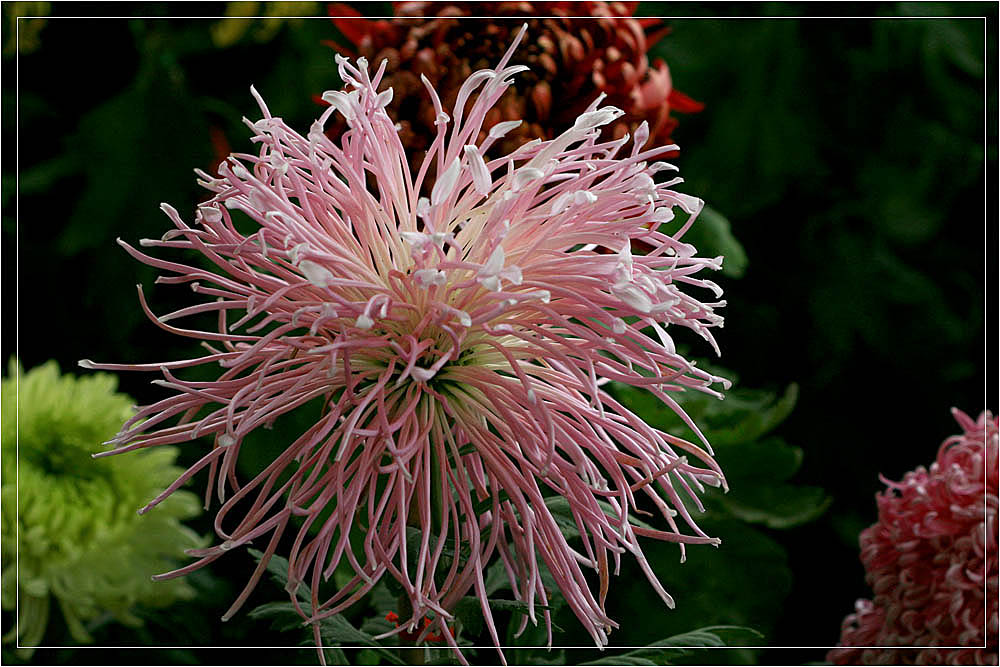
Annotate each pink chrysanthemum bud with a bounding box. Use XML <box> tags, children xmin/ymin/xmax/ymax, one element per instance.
<box><xmin>829</xmin><ymin>409</ymin><xmax>999</xmax><ymax>666</ymax></box>
<box><xmin>82</xmin><ymin>27</ymin><xmax>729</xmax><ymax>663</ymax></box>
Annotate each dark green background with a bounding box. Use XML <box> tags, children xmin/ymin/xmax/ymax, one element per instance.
<box><xmin>2</xmin><ymin>2</ymin><xmax>996</xmax><ymax>664</ymax></box>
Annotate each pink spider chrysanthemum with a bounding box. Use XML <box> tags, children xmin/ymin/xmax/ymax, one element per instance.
<box><xmin>829</xmin><ymin>409</ymin><xmax>999</xmax><ymax>666</ymax></box>
<box><xmin>81</xmin><ymin>28</ymin><xmax>730</xmax><ymax>663</ymax></box>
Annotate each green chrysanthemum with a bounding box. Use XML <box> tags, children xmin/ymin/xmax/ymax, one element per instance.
<box><xmin>1</xmin><ymin>360</ymin><xmax>204</xmax><ymax>648</ymax></box>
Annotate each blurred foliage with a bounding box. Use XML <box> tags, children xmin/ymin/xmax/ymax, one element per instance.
<box><xmin>7</xmin><ymin>11</ymin><xmax>340</xmax><ymax>400</ymax></box>
<box><xmin>1</xmin><ymin>360</ymin><xmax>204</xmax><ymax>653</ymax></box>
<box><xmin>646</xmin><ymin>6</ymin><xmax>993</xmax><ymax>657</ymax></box>
<box><xmin>666</xmin><ymin>206</ymin><xmax>749</xmax><ymax>279</ymax></box>
<box><xmin>652</xmin><ymin>9</ymin><xmax>988</xmax><ymax>391</ymax></box>
<box><xmin>2</xmin><ymin>2</ymin><xmax>994</xmax><ymax>665</ymax></box>
<box><xmin>2</xmin><ymin>2</ymin><xmax>49</xmax><ymax>57</ymax></box>
<box><xmin>210</xmin><ymin>3</ymin><xmax>321</xmax><ymax>48</ymax></box>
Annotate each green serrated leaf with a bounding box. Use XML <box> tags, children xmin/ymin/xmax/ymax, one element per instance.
<box><xmin>650</xmin><ymin>624</ymin><xmax>763</xmax><ymax>648</ymax></box>
<box><xmin>359</xmin><ymin>616</ymin><xmax>395</xmax><ymax>637</ymax></box>
<box><xmin>319</xmin><ymin>614</ymin><xmax>406</xmax><ymax>666</ymax></box>
<box><xmin>247</xmin><ymin>601</ymin><xmax>298</xmax><ymax>620</ymax></box>
<box><xmin>248</xmin><ymin>548</ymin><xmax>291</xmax><ymax>587</ymax></box>
<box><xmin>247</xmin><ymin>601</ymin><xmax>308</xmax><ymax>634</ymax></box>
<box><xmin>581</xmin><ymin>625</ymin><xmax>762</xmax><ymax>665</ymax></box>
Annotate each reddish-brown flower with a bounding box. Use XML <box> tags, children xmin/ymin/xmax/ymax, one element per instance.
<box><xmin>828</xmin><ymin>409</ymin><xmax>999</xmax><ymax>666</ymax></box>
<box><xmin>325</xmin><ymin>1</ymin><xmax>702</xmax><ymax>172</ymax></box>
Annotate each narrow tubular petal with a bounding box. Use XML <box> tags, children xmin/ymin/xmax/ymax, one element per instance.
<box><xmin>463</xmin><ymin>144</ymin><xmax>491</xmax><ymax>195</ymax></box>
<box><xmin>87</xmin><ymin>28</ymin><xmax>731</xmax><ymax>666</ymax></box>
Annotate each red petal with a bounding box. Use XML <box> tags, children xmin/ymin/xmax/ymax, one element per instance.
<box><xmin>329</xmin><ymin>3</ymin><xmax>374</xmax><ymax>46</ymax></box>
<box><xmin>644</xmin><ymin>24</ymin><xmax>672</xmax><ymax>48</ymax></box>
<box><xmin>668</xmin><ymin>88</ymin><xmax>705</xmax><ymax>113</ymax></box>
<box><xmin>618</xmin><ymin>2</ymin><xmax>640</xmax><ymax>16</ymax></box>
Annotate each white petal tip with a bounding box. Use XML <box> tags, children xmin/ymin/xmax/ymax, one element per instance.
<box><xmin>411</xmin><ymin>367</ymin><xmax>436</xmax><ymax>383</ymax></box>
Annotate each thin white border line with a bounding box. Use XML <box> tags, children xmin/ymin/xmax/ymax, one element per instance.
<box><xmin>18</xmin><ymin>644</ymin><xmax>987</xmax><ymax>650</ymax></box>
<box><xmin>10</xmin><ymin>11</ymin><xmax>995</xmax><ymax>655</ymax></box>
<box><xmin>13</xmin><ymin>15</ymin><xmax>996</xmax><ymax>19</ymax></box>
<box><xmin>14</xmin><ymin>11</ymin><xmax>21</xmax><ymax>653</ymax></box>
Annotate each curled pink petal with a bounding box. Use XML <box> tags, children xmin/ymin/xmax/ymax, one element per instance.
<box><xmin>84</xmin><ymin>30</ymin><xmax>730</xmax><ymax>662</ymax></box>
<box><xmin>829</xmin><ymin>410</ymin><xmax>999</xmax><ymax>665</ymax></box>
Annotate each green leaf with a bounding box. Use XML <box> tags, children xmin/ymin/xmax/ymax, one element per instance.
<box><xmin>250</xmin><ymin>546</ymin><xmax>397</xmax><ymax>660</ymax></box>
<box><xmin>686</xmin><ymin>206</ymin><xmax>749</xmax><ymax>279</ymax></box>
<box><xmin>543</xmin><ymin>496</ymin><xmax>656</xmax><ymax>541</ymax></box>
<box><xmin>700</xmin><ymin>383</ymin><xmax>799</xmax><ymax>447</ymax></box>
<box><xmin>610</xmin><ymin>380</ymin><xmax>827</xmax><ymax>529</ymax></box>
<box><xmin>323</xmin><ymin>646</ymin><xmax>350</xmax><ymax>665</ymax></box>
<box><xmin>624</xmin><ymin>381</ymin><xmax>797</xmax><ymax>448</ymax></box>
<box><xmin>248</xmin><ymin>548</ymin><xmax>291</xmax><ymax>587</ymax></box>
<box><xmin>247</xmin><ymin>601</ymin><xmax>308</xmax><ymax>634</ymax></box>
<box><xmin>446</xmin><ymin>442</ymin><xmax>478</xmax><ymax>461</ymax></box>
<box><xmin>489</xmin><ymin>599</ymin><xmax>551</xmax><ymax>613</ymax></box>
<box><xmin>453</xmin><ymin>595</ymin><xmax>551</xmax><ymax>637</ymax></box>
<box><xmin>355</xmin><ymin>649</ymin><xmax>383</xmax><ymax>665</ymax></box>
<box><xmin>647</xmin><ymin>625</ymin><xmax>764</xmax><ymax>648</ymax></box>
<box><xmin>583</xmin><ymin>657</ymin><xmax>659</xmax><ymax>666</ymax></box>
<box><xmin>713</xmin><ymin>436</ymin><xmax>802</xmax><ymax>481</ymax></box>
<box><xmin>485</xmin><ymin>559</ymin><xmax>512</xmax><ymax>596</ymax></box>
<box><xmin>368</xmin><ymin>580</ymin><xmax>399</xmax><ymax>618</ymax></box>
<box><xmin>541</xmin><ymin>496</ymin><xmax>583</xmax><ymax>540</ymax></box>
<box><xmin>473</xmin><ymin>489</ymin><xmax>511</xmax><ymax>516</ymax></box>
<box><xmin>713</xmin><ymin>482</ymin><xmax>831</xmax><ymax>530</ymax></box>
<box><xmin>453</xmin><ymin>597</ymin><xmax>485</xmax><ymax>637</ymax></box>
<box><xmin>319</xmin><ymin>614</ymin><xmax>406</xmax><ymax>666</ymax></box>
<box><xmin>580</xmin><ymin>625</ymin><xmax>762</xmax><ymax>665</ymax></box>
<box><xmin>359</xmin><ymin>615</ymin><xmax>395</xmax><ymax>637</ymax></box>
<box><xmin>593</xmin><ymin>516</ymin><xmax>788</xmax><ymax>647</ymax></box>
